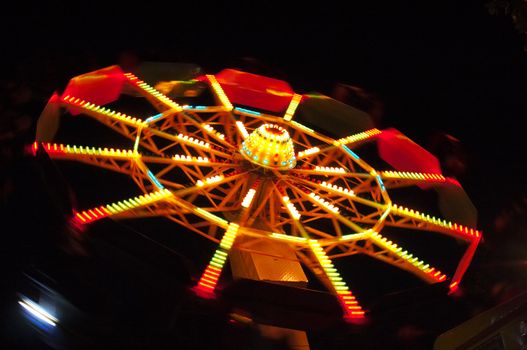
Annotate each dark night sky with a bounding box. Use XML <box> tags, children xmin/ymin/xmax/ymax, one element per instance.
<box><xmin>3</xmin><ymin>1</ymin><xmax>524</xmax><ymax>232</ymax></box>
<box><xmin>1</xmin><ymin>1</ymin><xmax>527</xmax><ymax>347</ymax></box>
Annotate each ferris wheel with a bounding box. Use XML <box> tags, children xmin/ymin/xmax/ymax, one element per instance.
<box><xmin>33</xmin><ymin>65</ymin><xmax>481</xmax><ymax>322</ymax></box>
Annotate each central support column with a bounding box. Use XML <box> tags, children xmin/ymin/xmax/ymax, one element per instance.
<box><xmin>229</xmin><ymin>239</ymin><xmax>311</xmax><ymax>350</ymax></box>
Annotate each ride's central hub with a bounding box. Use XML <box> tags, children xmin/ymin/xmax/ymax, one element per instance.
<box><xmin>240</xmin><ymin>123</ymin><xmax>296</xmax><ymax>170</ymax></box>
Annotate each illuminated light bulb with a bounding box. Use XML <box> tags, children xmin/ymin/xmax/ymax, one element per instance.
<box><xmin>297</xmin><ymin>147</ymin><xmax>320</xmax><ymax>159</ymax></box>
<box><xmin>283</xmin><ymin>93</ymin><xmax>302</xmax><ymax>121</ymax></box>
<box><xmin>202</xmin><ymin>123</ymin><xmax>226</xmax><ymax>140</ymax></box>
<box><xmin>75</xmin><ymin>213</ymin><xmax>87</xmax><ymax>222</ymax></box>
<box><xmin>392</xmin><ymin>203</ymin><xmax>480</xmax><ymax>238</ymax></box>
<box><xmin>62</xmin><ymin>95</ymin><xmax>148</xmax><ymax>127</ymax></box>
<box><xmin>196</xmin><ymin>175</ymin><xmax>224</xmax><ymax>187</ymax></box>
<box><xmin>449</xmin><ymin>281</ymin><xmax>459</xmax><ymax>291</ymax></box>
<box><xmin>177</xmin><ymin>133</ymin><xmax>210</xmax><ymax>148</ymax></box>
<box><xmin>314</xmin><ymin>166</ymin><xmax>346</xmax><ymax>174</ymax></box>
<box><xmin>197</xmin><ymin>258</ymin><xmax>225</xmax><ymax>293</ymax></box>
<box><xmin>335</xmin><ymin>128</ymin><xmax>382</xmax><ymax>146</ymax></box>
<box><xmin>380</xmin><ymin>171</ymin><xmax>446</xmax><ymax>182</ymax></box>
<box><xmin>73</xmin><ymin>189</ymin><xmax>172</xmax><ymax>225</ymax></box>
<box><xmin>308</xmin><ymin>240</ymin><xmax>365</xmax><ymax>319</ymax></box>
<box><xmin>270</xmin><ymin>233</ymin><xmax>307</xmax><ymax>243</ymax></box>
<box><xmin>241</xmin><ymin>188</ymin><xmax>257</xmax><ymax>208</ymax></box>
<box><xmin>236</xmin><ymin>121</ymin><xmax>250</xmax><ymax>139</ymax></box>
<box><xmin>124</xmin><ymin>73</ymin><xmax>181</xmax><ymax>111</ymax></box>
<box><xmin>206</xmin><ymin>75</ymin><xmax>233</xmax><ymax>110</ymax></box>
<box><xmin>219</xmin><ymin>223</ymin><xmax>240</xmax><ymax>250</ymax></box>
<box><xmin>290</xmin><ymin>120</ymin><xmax>314</xmax><ymax>133</ymax></box>
<box><xmin>282</xmin><ymin>196</ymin><xmax>301</xmax><ymax>220</ymax></box>
<box><xmin>372</xmin><ymin>232</ymin><xmax>447</xmax><ymax>281</ymax></box>
<box><xmin>309</xmin><ymin>192</ymin><xmax>340</xmax><ymax>213</ymax></box>
<box><xmin>172</xmin><ymin>154</ymin><xmax>210</xmax><ymax>164</ymax></box>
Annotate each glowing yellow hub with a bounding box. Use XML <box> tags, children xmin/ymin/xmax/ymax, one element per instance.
<box><xmin>240</xmin><ymin>123</ymin><xmax>296</xmax><ymax>170</ymax></box>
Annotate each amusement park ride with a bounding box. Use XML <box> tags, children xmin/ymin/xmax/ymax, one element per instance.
<box><xmin>31</xmin><ymin>65</ymin><xmax>482</xmax><ymax>329</ymax></box>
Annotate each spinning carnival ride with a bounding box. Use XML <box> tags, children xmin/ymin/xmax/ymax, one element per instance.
<box><xmin>33</xmin><ymin>66</ymin><xmax>481</xmax><ymax>323</ymax></box>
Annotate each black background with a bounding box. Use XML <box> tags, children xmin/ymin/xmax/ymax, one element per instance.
<box><xmin>1</xmin><ymin>1</ymin><xmax>527</xmax><ymax>348</ymax></box>
<box><xmin>2</xmin><ymin>1</ymin><xmax>525</xmax><ymax>224</ymax></box>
